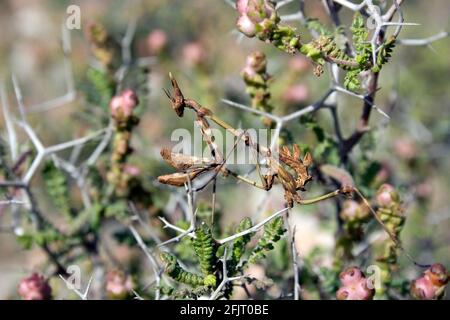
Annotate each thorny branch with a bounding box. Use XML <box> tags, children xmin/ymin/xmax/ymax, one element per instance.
<box><xmin>209</xmin><ymin>247</ymin><xmax>245</xmax><ymax>300</ymax></box>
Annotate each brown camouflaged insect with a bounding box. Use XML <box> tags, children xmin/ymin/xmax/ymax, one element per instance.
<box><xmin>159</xmin><ymin>73</ymin><xmax>333</xmax><ymax>207</ymax></box>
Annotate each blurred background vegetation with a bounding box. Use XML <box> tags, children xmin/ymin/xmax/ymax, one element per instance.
<box><xmin>0</xmin><ymin>0</ymin><xmax>449</xmax><ymax>299</ymax></box>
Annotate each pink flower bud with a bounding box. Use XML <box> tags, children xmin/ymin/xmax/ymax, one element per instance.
<box><xmin>241</xmin><ymin>51</ymin><xmax>269</xmax><ymax>85</ymax></box>
<box><xmin>246</xmin><ymin>51</ymin><xmax>267</xmax><ymax>72</ymax></box>
<box><xmin>410</xmin><ymin>264</ymin><xmax>448</xmax><ymax>300</ymax></box>
<box><xmin>109</xmin><ymin>96</ymin><xmax>123</xmax><ymax>117</ymax></box>
<box><xmin>246</xmin><ymin>0</ymin><xmax>275</xmax><ymax>23</ymax></box>
<box><xmin>236</xmin><ymin>0</ymin><xmax>277</xmax><ymax>37</ymax></box>
<box><xmin>182</xmin><ymin>42</ymin><xmax>206</xmax><ymax>68</ymax></box>
<box><xmin>146</xmin><ymin>29</ymin><xmax>167</xmax><ymax>55</ymax></box>
<box><xmin>236</xmin><ymin>15</ymin><xmax>257</xmax><ymax>37</ymax></box>
<box><xmin>121</xmin><ymin>89</ymin><xmax>139</xmax><ymax>111</ymax></box>
<box><xmin>376</xmin><ymin>183</ymin><xmax>398</xmax><ymax>208</ymax></box>
<box><xmin>411</xmin><ymin>277</ymin><xmax>437</xmax><ymax>300</ymax></box>
<box><xmin>105</xmin><ymin>270</ymin><xmax>134</xmax><ymax>299</ymax></box>
<box><xmin>18</xmin><ymin>273</ymin><xmax>52</xmax><ymax>300</ymax></box>
<box><xmin>236</xmin><ymin>0</ymin><xmax>249</xmax><ymax>15</ymax></box>
<box><xmin>337</xmin><ymin>267</ymin><xmax>375</xmax><ymax>300</ymax></box>
<box><xmin>283</xmin><ymin>84</ymin><xmax>309</xmax><ymax>104</ymax></box>
<box><xmin>336</xmin><ymin>279</ymin><xmax>374</xmax><ymax>300</ymax></box>
<box><xmin>339</xmin><ymin>266</ymin><xmax>363</xmax><ymax>286</ymax></box>
<box><xmin>109</xmin><ymin>90</ymin><xmax>139</xmax><ymax>120</ymax></box>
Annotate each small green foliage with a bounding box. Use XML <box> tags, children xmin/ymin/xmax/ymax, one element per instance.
<box><xmin>305</xmin><ymin>35</ymin><xmax>356</xmax><ymax>71</ymax></box>
<box><xmin>318</xmin><ymin>36</ymin><xmax>352</xmax><ymax>67</ymax></box>
<box><xmin>84</xmin><ymin>68</ymin><xmax>114</xmax><ymax>111</ymax></box>
<box><xmin>373</xmin><ymin>36</ymin><xmax>396</xmax><ymax>73</ymax></box>
<box><xmin>300</xmin><ymin>42</ymin><xmax>323</xmax><ymax>61</ymax></box>
<box><xmin>160</xmin><ymin>252</ymin><xmax>205</xmax><ymax>287</ymax></box>
<box><xmin>230</xmin><ymin>217</ymin><xmax>254</xmax><ymax>271</ymax></box>
<box><xmin>42</xmin><ymin>161</ymin><xmax>72</xmax><ymax>219</ymax></box>
<box><xmin>203</xmin><ymin>274</ymin><xmax>217</xmax><ymax>287</ymax></box>
<box><xmin>192</xmin><ymin>223</ymin><xmax>217</xmax><ymax>276</ymax></box>
<box><xmin>351</xmin><ymin>13</ymin><xmax>372</xmax><ymax>67</ymax></box>
<box><xmin>237</xmin><ymin>3</ymin><xmax>399</xmax><ymax>91</ymax></box>
<box><xmin>17</xmin><ymin>228</ymin><xmax>64</xmax><ymax>249</ymax></box>
<box><xmin>269</xmin><ymin>24</ymin><xmax>302</xmax><ymax>54</ymax></box>
<box><xmin>344</xmin><ymin>69</ymin><xmax>362</xmax><ymax>91</ymax></box>
<box><xmin>249</xmin><ymin>216</ymin><xmax>286</xmax><ymax>264</ymax></box>
<box><xmin>162</xmin><ymin>214</ymin><xmax>288</xmax><ymax>298</ymax></box>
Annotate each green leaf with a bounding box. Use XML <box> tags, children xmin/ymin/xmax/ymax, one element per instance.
<box><xmin>249</xmin><ymin>216</ymin><xmax>286</xmax><ymax>264</ymax></box>
<box><xmin>42</xmin><ymin>161</ymin><xmax>72</xmax><ymax>219</ymax></box>
<box><xmin>373</xmin><ymin>36</ymin><xmax>396</xmax><ymax>73</ymax></box>
<box><xmin>192</xmin><ymin>223</ymin><xmax>218</xmax><ymax>276</ymax></box>
<box><xmin>229</xmin><ymin>217</ymin><xmax>254</xmax><ymax>272</ymax></box>
<box><xmin>344</xmin><ymin>69</ymin><xmax>362</xmax><ymax>91</ymax></box>
<box><xmin>160</xmin><ymin>252</ymin><xmax>205</xmax><ymax>287</ymax></box>
<box><xmin>84</xmin><ymin>68</ymin><xmax>114</xmax><ymax>110</ymax></box>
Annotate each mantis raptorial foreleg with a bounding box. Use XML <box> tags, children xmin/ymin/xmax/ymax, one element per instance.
<box><xmin>195</xmin><ymin>116</ymin><xmax>223</xmax><ymax>164</ymax></box>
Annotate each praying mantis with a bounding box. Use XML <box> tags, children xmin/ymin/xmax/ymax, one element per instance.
<box><xmin>158</xmin><ymin>73</ymin><xmax>324</xmax><ymax>207</ymax></box>
<box><xmin>156</xmin><ymin>74</ymin><xmax>342</xmax><ymax>203</ymax></box>
<box><xmin>157</xmin><ymin>73</ymin><xmax>423</xmax><ymax>266</ymax></box>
